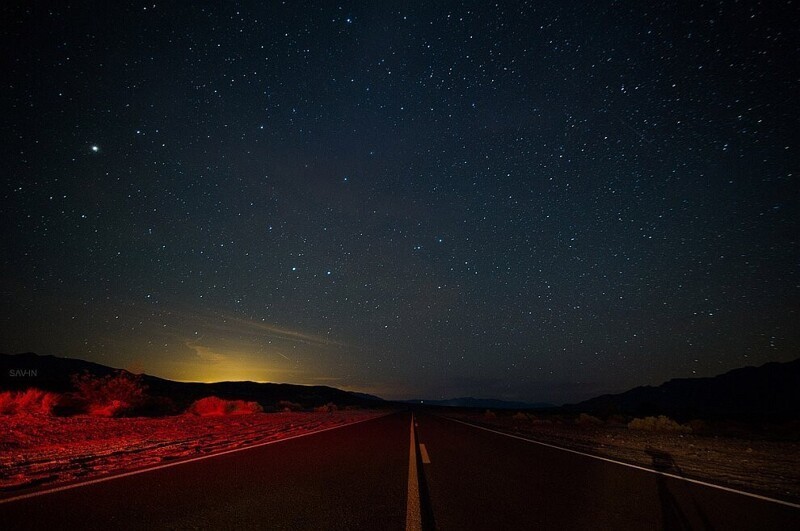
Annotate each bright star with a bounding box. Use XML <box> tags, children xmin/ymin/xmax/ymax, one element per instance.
<box><xmin>90</xmin><ymin>145</ymin><xmax>99</xmax><ymax>152</ymax></box>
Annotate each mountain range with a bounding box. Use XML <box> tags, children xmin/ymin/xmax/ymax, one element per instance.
<box><xmin>568</xmin><ymin>358</ymin><xmax>800</xmax><ymax>422</ymax></box>
<box><xmin>2</xmin><ymin>352</ymin><xmax>798</xmax><ymax>422</ymax></box>
<box><xmin>0</xmin><ymin>352</ymin><xmax>383</xmax><ymax>411</ymax></box>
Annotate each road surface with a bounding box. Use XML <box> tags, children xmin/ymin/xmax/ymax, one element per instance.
<box><xmin>414</xmin><ymin>413</ymin><xmax>799</xmax><ymax>530</ymax></box>
<box><xmin>0</xmin><ymin>413</ymin><xmax>407</xmax><ymax>530</ymax></box>
<box><xmin>1</xmin><ymin>411</ymin><xmax>797</xmax><ymax>530</ymax></box>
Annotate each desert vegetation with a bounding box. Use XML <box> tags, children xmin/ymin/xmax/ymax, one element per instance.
<box><xmin>186</xmin><ymin>396</ymin><xmax>263</xmax><ymax>416</ymax></box>
<box><xmin>0</xmin><ymin>370</ymin><xmax>351</xmax><ymax>418</ymax></box>
<box><xmin>0</xmin><ymin>372</ymin><xmax>352</xmax><ymax>418</ymax></box>
<box><xmin>575</xmin><ymin>413</ymin><xmax>603</xmax><ymax>426</ymax></box>
<box><xmin>69</xmin><ymin>371</ymin><xmax>149</xmax><ymax>417</ymax></box>
<box><xmin>627</xmin><ymin>415</ymin><xmax>692</xmax><ymax>433</ymax></box>
<box><xmin>0</xmin><ymin>372</ymin><xmax>155</xmax><ymax>418</ymax></box>
<box><xmin>0</xmin><ymin>389</ymin><xmax>60</xmax><ymax>416</ymax></box>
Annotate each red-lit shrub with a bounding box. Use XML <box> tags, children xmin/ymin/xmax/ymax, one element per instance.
<box><xmin>0</xmin><ymin>389</ymin><xmax>61</xmax><ymax>416</ymax></box>
<box><xmin>186</xmin><ymin>396</ymin><xmax>263</xmax><ymax>416</ymax></box>
<box><xmin>71</xmin><ymin>371</ymin><xmax>148</xmax><ymax>417</ymax></box>
<box><xmin>0</xmin><ymin>392</ymin><xmax>14</xmax><ymax>414</ymax></box>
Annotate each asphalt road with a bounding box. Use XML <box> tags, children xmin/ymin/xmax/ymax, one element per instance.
<box><xmin>0</xmin><ymin>413</ymin><xmax>408</xmax><ymax>530</ymax></box>
<box><xmin>1</xmin><ymin>410</ymin><xmax>798</xmax><ymax>530</ymax></box>
<box><xmin>414</xmin><ymin>413</ymin><xmax>799</xmax><ymax>530</ymax></box>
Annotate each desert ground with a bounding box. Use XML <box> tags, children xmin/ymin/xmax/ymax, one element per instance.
<box><xmin>0</xmin><ymin>409</ymin><xmax>384</xmax><ymax>493</ymax></box>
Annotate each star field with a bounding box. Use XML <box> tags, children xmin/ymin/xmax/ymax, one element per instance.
<box><xmin>1</xmin><ymin>1</ymin><xmax>797</xmax><ymax>402</ymax></box>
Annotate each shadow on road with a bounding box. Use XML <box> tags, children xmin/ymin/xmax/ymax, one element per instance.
<box><xmin>645</xmin><ymin>447</ymin><xmax>715</xmax><ymax>531</ymax></box>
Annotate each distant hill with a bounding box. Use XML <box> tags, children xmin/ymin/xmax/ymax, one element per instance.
<box><xmin>0</xmin><ymin>352</ymin><xmax>384</xmax><ymax>410</ymax></box>
<box><xmin>404</xmin><ymin>397</ymin><xmax>555</xmax><ymax>410</ymax></box>
<box><xmin>568</xmin><ymin>359</ymin><xmax>800</xmax><ymax>422</ymax></box>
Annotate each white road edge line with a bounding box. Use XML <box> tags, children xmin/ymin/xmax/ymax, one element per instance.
<box><xmin>419</xmin><ymin>443</ymin><xmax>431</xmax><ymax>464</ymax></box>
<box><xmin>406</xmin><ymin>414</ymin><xmax>422</xmax><ymax>531</ymax></box>
<box><xmin>442</xmin><ymin>416</ymin><xmax>800</xmax><ymax>510</ymax></box>
<box><xmin>0</xmin><ymin>412</ymin><xmax>394</xmax><ymax>505</ymax></box>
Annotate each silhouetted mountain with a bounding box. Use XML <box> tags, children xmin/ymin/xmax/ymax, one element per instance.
<box><xmin>404</xmin><ymin>397</ymin><xmax>555</xmax><ymax>410</ymax></box>
<box><xmin>568</xmin><ymin>359</ymin><xmax>800</xmax><ymax>422</ymax></box>
<box><xmin>0</xmin><ymin>352</ymin><xmax>384</xmax><ymax>410</ymax></box>
<box><xmin>347</xmin><ymin>391</ymin><xmax>384</xmax><ymax>402</ymax></box>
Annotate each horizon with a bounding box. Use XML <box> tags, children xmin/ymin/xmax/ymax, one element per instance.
<box><xmin>4</xmin><ymin>350</ymin><xmax>795</xmax><ymax>407</ymax></box>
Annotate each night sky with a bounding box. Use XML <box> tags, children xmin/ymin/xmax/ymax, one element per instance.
<box><xmin>2</xmin><ymin>1</ymin><xmax>797</xmax><ymax>403</ymax></box>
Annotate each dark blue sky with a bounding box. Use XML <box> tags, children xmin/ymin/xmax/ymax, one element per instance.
<box><xmin>2</xmin><ymin>1</ymin><xmax>797</xmax><ymax>403</ymax></box>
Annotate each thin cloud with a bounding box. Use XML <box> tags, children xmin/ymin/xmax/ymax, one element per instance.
<box><xmin>141</xmin><ymin>305</ymin><xmax>352</xmax><ymax>349</ymax></box>
<box><xmin>185</xmin><ymin>342</ymin><xmax>227</xmax><ymax>364</ymax></box>
<box><xmin>216</xmin><ymin>313</ymin><xmax>349</xmax><ymax>348</ymax></box>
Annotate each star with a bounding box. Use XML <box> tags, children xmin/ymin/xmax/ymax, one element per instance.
<box><xmin>90</xmin><ymin>145</ymin><xmax>99</xmax><ymax>152</ymax></box>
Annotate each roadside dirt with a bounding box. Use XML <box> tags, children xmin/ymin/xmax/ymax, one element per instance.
<box><xmin>0</xmin><ymin>410</ymin><xmax>384</xmax><ymax>494</ymax></box>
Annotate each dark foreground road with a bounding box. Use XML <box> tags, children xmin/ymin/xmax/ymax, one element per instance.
<box><xmin>1</xmin><ymin>410</ymin><xmax>798</xmax><ymax>530</ymax></box>
<box><xmin>0</xmin><ymin>413</ymin><xmax>408</xmax><ymax>530</ymax></box>
<box><xmin>414</xmin><ymin>413</ymin><xmax>799</xmax><ymax>530</ymax></box>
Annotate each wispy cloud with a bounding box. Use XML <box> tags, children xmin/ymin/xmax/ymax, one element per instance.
<box><xmin>149</xmin><ymin>306</ymin><xmax>351</xmax><ymax>349</ymax></box>
<box><xmin>184</xmin><ymin>342</ymin><xmax>227</xmax><ymax>364</ymax></box>
<box><xmin>213</xmin><ymin>313</ymin><xmax>350</xmax><ymax>348</ymax></box>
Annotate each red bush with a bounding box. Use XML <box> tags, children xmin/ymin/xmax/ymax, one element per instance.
<box><xmin>71</xmin><ymin>371</ymin><xmax>148</xmax><ymax>417</ymax></box>
<box><xmin>186</xmin><ymin>396</ymin><xmax>263</xmax><ymax>416</ymax></box>
<box><xmin>0</xmin><ymin>389</ymin><xmax>61</xmax><ymax>416</ymax></box>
